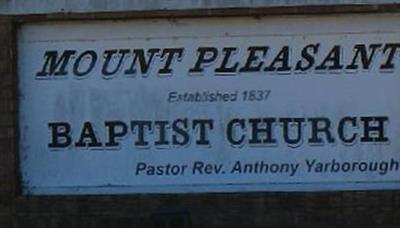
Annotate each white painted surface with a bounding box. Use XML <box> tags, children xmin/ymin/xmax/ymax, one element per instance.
<box><xmin>1</xmin><ymin>0</ymin><xmax>400</xmax><ymax>15</ymax></box>
<box><xmin>18</xmin><ymin>14</ymin><xmax>400</xmax><ymax>194</ymax></box>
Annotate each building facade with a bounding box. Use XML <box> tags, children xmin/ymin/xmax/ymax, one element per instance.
<box><xmin>1</xmin><ymin>1</ymin><xmax>400</xmax><ymax>227</ymax></box>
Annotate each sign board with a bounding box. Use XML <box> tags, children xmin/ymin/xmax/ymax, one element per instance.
<box><xmin>19</xmin><ymin>14</ymin><xmax>400</xmax><ymax>195</ymax></box>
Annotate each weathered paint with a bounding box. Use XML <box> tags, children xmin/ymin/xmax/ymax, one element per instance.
<box><xmin>1</xmin><ymin>0</ymin><xmax>400</xmax><ymax>15</ymax></box>
<box><xmin>18</xmin><ymin>14</ymin><xmax>400</xmax><ymax>195</ymax></box>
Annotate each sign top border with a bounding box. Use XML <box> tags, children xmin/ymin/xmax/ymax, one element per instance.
<box><xmin>3</xmin><ymin>0</ymin><xmax>400</xmax><ymax>17</ymax></box>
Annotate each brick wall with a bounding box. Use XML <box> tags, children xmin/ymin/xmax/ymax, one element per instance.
<box><xmin>0</xmin><ymin>15</ymin><xmax>16</xmax><ymax>227</ymax></box>
<box><xmin>1</xmin><ymin>13</ymin><xmax>400</xmax><ymax>228</ymax></box>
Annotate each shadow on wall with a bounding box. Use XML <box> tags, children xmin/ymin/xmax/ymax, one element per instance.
<box><xmin>152</xmin><ymin>208</ymin><xmax>192</xmax><ymax>228</ymax></box>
